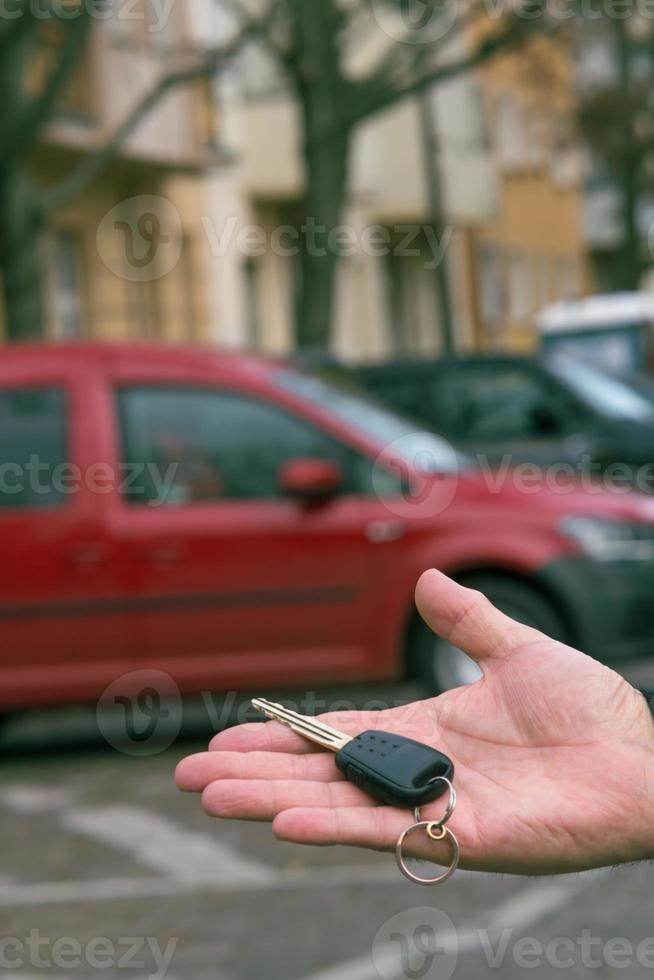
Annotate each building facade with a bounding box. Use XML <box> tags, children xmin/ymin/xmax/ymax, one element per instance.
<box><xmin>20</xmin><ymin>3</ymin><xmax>589</xmax><ymax>358</ymax></box>
<box><xmin>193</xmin><ymin>7</ymin><xmax>589</xmax><ymax>361</ymax></box>
<box><xmin>13</xmin><ymin>0</ymin><xmax>215</xmax><ymax>344</ymax></box>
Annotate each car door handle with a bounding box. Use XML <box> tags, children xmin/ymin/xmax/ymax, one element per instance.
<box><xmin>67</xmin><ymin>543</ymin><xmax>111</xmax><ymax>569</ymax></box>
<box><xmin>147</xmin><ymin>542</ymin><xmax>187</xmax><ymax>566</ymax></box>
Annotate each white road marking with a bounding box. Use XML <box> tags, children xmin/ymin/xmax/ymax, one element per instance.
<box><xmin>0</xmin><ymin>863</ymin><xmax>402</xmax><ymax>907</ymax></box>
<box><xmin>60</xmin><ymin>805</ymin><xmax>275</xmax><ymax>884</ymax></box>
<box><xmin>298</xmin><ymin>869</ymin><xmax>613</xmax><ymax>980</ymax></box>
<box><xmin>3</xmin><ymin>784</ymin><xmax>77</xmax><ymax>815</ymax></box>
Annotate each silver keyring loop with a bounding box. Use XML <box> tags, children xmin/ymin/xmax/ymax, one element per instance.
<box><xmin>413</xmin><ymin>776</ymin><xmax>457</xmax><ymax>828</ymax></box>
<box><xmin>395</xmin><ymin>821</ymin><xmax>460</xmax><ymax>886</ymax></box>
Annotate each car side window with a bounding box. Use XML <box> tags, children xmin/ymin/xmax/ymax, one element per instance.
<box><xmin>117</xmin><ymin>386</ymin><xmax>378</xmax><ymax>505</ymax></box>
<box><xmin>0</xmin><ymin>387</ymin><xmax>68</xmax><ymax>509</ymax></box>
<box><xmin>429</xmin><ymin>366</ymin><xmax>572</xmax><ymax>441</ymax></box>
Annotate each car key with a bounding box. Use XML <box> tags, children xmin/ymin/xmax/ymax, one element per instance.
<box><xmin>251</xmin><ymin>698</ymin><xmax>454</xmax><ymax>809</ymax></box>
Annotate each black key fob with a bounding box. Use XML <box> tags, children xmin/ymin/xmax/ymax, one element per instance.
<box><xmin>335</xmin><ymin>731</ymin><xmax>454</xmax><ymax>808</ymax></box>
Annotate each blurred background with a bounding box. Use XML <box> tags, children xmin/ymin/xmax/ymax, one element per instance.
<box><xmin>3</xmin><ymin>1</ymin><xmax>654</xmax><ymax>978</ymax></box>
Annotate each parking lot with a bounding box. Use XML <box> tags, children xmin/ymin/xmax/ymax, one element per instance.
<box><xmin>2</xmin><ymin>663</ymin><xmax>654</xmax><ymax>980</ymax></box>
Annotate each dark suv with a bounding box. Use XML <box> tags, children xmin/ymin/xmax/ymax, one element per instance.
<box><xmin>352</xmin><ymin>355</ymin><xmax>654</xmax><ymax>486</ymax></box>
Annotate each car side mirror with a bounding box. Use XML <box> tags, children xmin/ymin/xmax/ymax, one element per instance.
<box><xmin>279</xmin><ymin>459</ymin><xmax>343</xmax><ymax>503</ymax></box>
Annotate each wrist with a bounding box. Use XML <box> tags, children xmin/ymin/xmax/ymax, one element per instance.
<box><xmin>633</xmin><ymin>688</ymin><xmax>654</xmax><ymax>861</ymax></box>
<box><xmin>640</xmin><ymin>688</ymin><xmax>654</xmax><ymax>721</ymax></box>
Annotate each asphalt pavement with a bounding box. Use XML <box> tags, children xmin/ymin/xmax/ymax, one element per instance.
<box><xmin>2</xmin><ymin>663</ymin><xmax>654</xmax><ymax>980</ymax></box>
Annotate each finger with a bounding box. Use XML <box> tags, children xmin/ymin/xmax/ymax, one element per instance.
<box><xmin>415</xmin><ymin>569</ymin><xmax>542</xmax><ymax>666</ymax></box>
<box><xmin>176</xmin><ymin>750</ymin><xmax>344</xmax><ymax>792</ymax></box>
<box><xmin>272</xmin><ymin>806</ymin><xmax>457</xmax><ymax>866</ymax></box>
<box><xmin>202</xmin><ymin>779</ymin><xmax>376</xmax><ymax>820</ymax></box>
<box><xmin>209</xmin><ymin>710</ymin><xmax>383</xmax><ymax>753</ymax></box>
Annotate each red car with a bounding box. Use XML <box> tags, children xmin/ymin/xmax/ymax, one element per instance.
<box><xmin>1</xmin><ymin>343</ymin><xmax>653</xmax><ymax>714</ymax></box>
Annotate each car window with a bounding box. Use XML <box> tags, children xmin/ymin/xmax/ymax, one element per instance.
<box><xmin>357</xmin><ymin>371</ymin><xmax>431</xmax><ymax>422</ymax></box>
<box><xmin>429</xmin><ymin>365</ymin><xmax>574</xmax><ymax>441</ymax></box>
<box><xmin>548</xmin><ymin>359</ymin><xmax>654</xmax><ymax>422</ymax></box>
<box><xmin>276</xmin><ymin>369</ymin><xmax>462</xmax><ymax>472</ymax></box>
<box><xmin>117</xmin><ymin>386</ymin><xmax>386</xmax><ymax>505</ymax></box>
<box><xmin>0</xmin><ymin>387</ymin><xmax>68</xmax><ymax>510</ymax></box>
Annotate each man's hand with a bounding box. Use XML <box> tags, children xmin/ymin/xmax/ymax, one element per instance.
<box><xmin>176</xmin><ymin>570</ymin><xmax>654</xmax><ymax>875</ymax></box>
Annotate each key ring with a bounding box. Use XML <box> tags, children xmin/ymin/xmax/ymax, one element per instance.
<box><xmin>396</xmin><ymin>777</ymin><xmax>460</xmax><ymax>886</ymax></box>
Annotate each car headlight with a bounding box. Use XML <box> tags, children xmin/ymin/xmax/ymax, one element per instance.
<box><xmin>560</xmin><ymin>517</ymin><xmax>654</xmax><ymax>561</ymax></box>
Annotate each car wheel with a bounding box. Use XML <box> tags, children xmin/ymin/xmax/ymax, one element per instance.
<box><xmin>408</xmin><ymin>574</ymin><xmax>567</xmax><ymax>695</ymax></box>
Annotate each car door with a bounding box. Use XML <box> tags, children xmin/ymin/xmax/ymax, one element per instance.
<box><xmin>104</xmin><ymin>371</ymin><xmax>391</xmax><ymax>693</ymax></box>
<box><xmin>0</xmin><ymin>359</ymin><xmax>132</xmax><ymax>710</ymax></box>
<box><xmin>429</xmin><ymin>361</ymin><xmax>587</xmax><ymax>467</ymax></box>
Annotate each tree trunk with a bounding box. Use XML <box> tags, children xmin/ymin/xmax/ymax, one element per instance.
<box><xmin>290</xmin><ymin>0</ymin><xmax>352</xmax><ymax>352</ymax></box>
<box><xmin>616</xmin><ymin>160</ymin><xmax>642</xmax><ymax>291</ymax></box>
<box><xmin>296</xmin><ymin>132</ymin><xmax>350</xmax><ymax>350</ymax></box>
<box><xmin>614</xmin><ymin>20</ymin><xmax>642</xmax><ymax>291</ymax></box>
<box><xmin>0</xmin><ymin>168</ymin><xmax>46</xmax><ymax>341</ymax></box>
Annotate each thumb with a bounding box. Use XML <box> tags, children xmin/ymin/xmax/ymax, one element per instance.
<box><xmin>415</xmin><ymin>569</ymin><xmax>543</xmax><ymax>668</ymax></box>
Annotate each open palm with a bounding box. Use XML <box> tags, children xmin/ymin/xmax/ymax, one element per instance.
<box><xmin>176</xmin><ymin>570</ymin><xmax>654</xmax><ymax>875</ymax></box>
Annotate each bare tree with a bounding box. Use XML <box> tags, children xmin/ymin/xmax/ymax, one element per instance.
<box><xmin>1</xmin><ymin>0</ymin><xmax>554</xmax><ymax>345</ymax></box>
<box><xmin>576</xmin><ymin>18</ymin><xmax>654</xmax><ymax>291</ymax></box>
<box><xmin>0</xmin><ymin>0</ymin><xmax>276</xmax><ymax>339</ymax></box>
<box><xmin>234</xmin><ymin>0</ymin><xmax>557</xmax><ymax>348</ymax></box>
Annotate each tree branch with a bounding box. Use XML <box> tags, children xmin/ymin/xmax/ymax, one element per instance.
<box><xmin>345</xmin><ymin>8</ymin><xmax>560</xmax><ymax>129</ymax></box>
<box><xmin>4</xmin><ymin>1</ymin><xmax>104</xmax><ymax>165</ymax></box>
<box><xmin>0</xmin><ymin>1</ymin><xmax>38</xmax><ymax>57</ymax></box>
<box><xmin>43</xmin><ymin>5</ymin><xmax>276</xmax><ymax>213</ymax></box>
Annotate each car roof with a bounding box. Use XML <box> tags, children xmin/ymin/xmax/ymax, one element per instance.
<box><xmin>0</xmin><ymin>342</ymin><xmax>277</xmax><ymax>377</ymax></box>
<box><xmin>353</xmin><ymin>353</ymin><xmax>540</xmax><ymax>375</ymax></box>
<box><xmin>537</xmin><ymin>292</ymin><xmax>654</xmax><ymax>333</ymax></box>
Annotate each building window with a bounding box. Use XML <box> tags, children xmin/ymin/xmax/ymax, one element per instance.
<box><xmin>243</xmin><ymin>259</ymin><xmax>261</xmax><ymax>348</ymax></box>
<box><xmin>479</xmin><ymin>244</ymin><xmax>504</xmax><ymax>331</ymax></box>
<box><xmin>535</xmin><ymin>254</ymin><xmax>551</xmax><ymax>309</ymax></box>
<box><xmin>495</xmin><ymin>96</ymin><xmax>527</xmax><ymax>171</ymax></box>
<box><xmin>555</xmin><ymin>257</ymin><xmax>583</xmax><ymax>300</ymax></box>
<box><xmin>385</xmin><ymin>251</ymin><xmax>418</xmax><ymax>355</ymax></box>
<box><xmin>508</xmin><ymin>251</ymin><xmax>534</xmax><ymax>323</ymax></box>
<box><xmin>49</xmin><ymin>230</ymin><xmax>84</xmax><ymax>339</ymax></box>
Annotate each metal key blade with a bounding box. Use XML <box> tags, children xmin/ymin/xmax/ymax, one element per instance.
<box><xmin>251</xmin><ymin>698</ymin><xmax>351</xmax><ymax>751</ymax></box>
